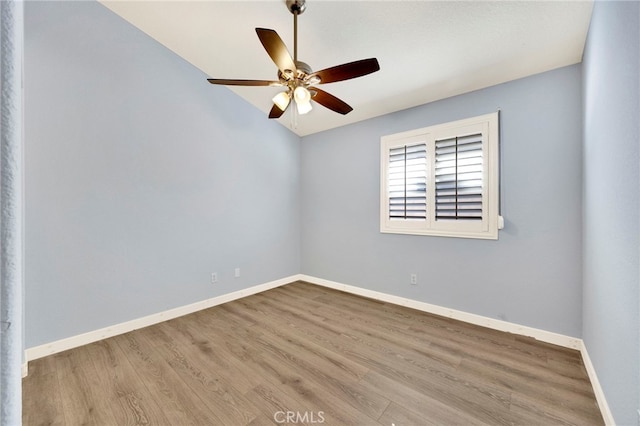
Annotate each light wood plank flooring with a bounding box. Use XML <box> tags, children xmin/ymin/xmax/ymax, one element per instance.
<box><xmin>23</xmin><ymin>281</ymin><xmax>604</xmax><ymax>425</ymax></box>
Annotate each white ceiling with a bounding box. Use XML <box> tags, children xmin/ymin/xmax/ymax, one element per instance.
<box><xmin>100</xmin><ymin>0</ymin><xmax>593</xmax><ymax>136</ymax></box>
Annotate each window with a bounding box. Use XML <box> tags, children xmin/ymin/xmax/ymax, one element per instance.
<box><xmin>380</xmin><ymin>112</ymin><xmax>500</xmax><ymax>239</ymax></box>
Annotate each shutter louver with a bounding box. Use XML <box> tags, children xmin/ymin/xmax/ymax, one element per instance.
<box><xmin>435</xmin><ymin>134</ymin><xmax>483</xmax><ymax>221</ymax></box>
<box><xmin>388</xmin><ymin>143</ymin><xmax>427</xmax><ymax>220</ymax></box>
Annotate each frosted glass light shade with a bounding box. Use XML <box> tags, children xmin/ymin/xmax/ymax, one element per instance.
<box><xmin>294</xmin><ymin>86</ymin><xmax>311</xmax><ymax>103</ymax></box>
<box><xmin>294</xmin><ymin>86</ymin><xmax>312</xmax><ymax>115</ymax></box>
<box><xmin>272</xmin><ymin>91</ymin><xmax>291</xmax><ymax>111</ymax></box>
<box><xmin>296</xmin><ymin>99</ymin><xmax>312</xmax><ymax>114</ymax></box>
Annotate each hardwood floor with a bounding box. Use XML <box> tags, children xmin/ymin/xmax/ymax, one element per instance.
<box><xmin>23</xmin><ymin>281</ymin><xmax>604</xmax><ymax>425</ymax></box>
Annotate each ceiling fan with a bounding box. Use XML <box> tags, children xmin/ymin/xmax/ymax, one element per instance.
<box><xmin>207</xmin><ymin>0</ymin><xmax>380</xmax><ymax>119</ymax></box>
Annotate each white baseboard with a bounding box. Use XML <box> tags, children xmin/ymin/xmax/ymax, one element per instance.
<box><xmin>580</xmin><ymin>342</ymin><xmax>615</xmax><ymax>425</ymax></box>
<box><xmin>22</xmin><ymin>362</ymin><xmax>28</xmax><ymax>378</ymax></box>
<box><xmin>23</xmin><ymin>272</ymin><xmax>611</xmax><ymax>426</ymax></box>
<box><xmin>25</xmin><ymin>274</ymin><xmax>579</xmax><ymax>359</ymax></box>
<box><xmin>300</xmin><ymin>274</ymin><xmax>581</xmax><ymax>350</ymax></box>
<box><xmin>25</xmin><ymin>274</ymin><xmax>301</xmax><ymax>362</ymax></box>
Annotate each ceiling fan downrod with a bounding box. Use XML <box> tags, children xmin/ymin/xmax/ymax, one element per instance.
<box><xmin>286</xmin><ymin>0</ymin><xmax>306</xmax><ymax>63</ymax></box>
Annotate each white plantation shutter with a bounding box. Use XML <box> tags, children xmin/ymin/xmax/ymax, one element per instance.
<box><xmin>435</xmin><ymin>134</ymin><xmax>483</xmax><ymax>221</ymax></box>
<box><xmin>381</xmin><ymin>112</ymin><xmax>499</xmax><ymax>239</ymax></box>
<box><xmin>388</xmin><ymin>144</ymin><xmax>427</xmax><ymax>220</ymax></box>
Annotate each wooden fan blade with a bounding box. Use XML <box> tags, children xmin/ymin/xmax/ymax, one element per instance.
<box><xmin>310</xmin><ymin>58</ymin><xmax>380</xmax><ymax>84</ymax></box>
<box><xmin>256</xmin><ymin>28</ymin><xmax>297</xmax><ymax>75</ymax></box>
<box><xmin>311</xmin><ymin>87</ymin><xmax>353</xmax><ymax>115</ymax></box>
<box><xmin>269</xmin><ymin>103</ymin><xmax>287</xmax><ymax>119</ymax></box>
<box><xmin>207</xmin><ymin>79</ymin><xmax>282</xmax><ymax>87</ymax></box>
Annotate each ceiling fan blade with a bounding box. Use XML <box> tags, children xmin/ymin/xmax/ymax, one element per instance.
<box><xmin>255</xmin><ymin>28</ymin><xmax>297</xmax><ymax>75</ymax></box>
<box><xmin>311</xmin><ymin>87</ymin><xmax>353</xmax><ymax>115</ymax></box>
<box><xmin>207</xmin><ymin>79</ymin><xmax>282</xmax><ymax>87</ymax></box>
<box><xmin>268</xmin><ymin>103</ymin><xmax>287</xmax><ymax>119</ymax></box>
<box><xmin>310</xmin><ymin>58</ymin><xmax>380</xmax><ymax>84</ymax></box>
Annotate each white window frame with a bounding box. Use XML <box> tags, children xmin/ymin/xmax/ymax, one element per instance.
<box><xmin>380</xmin><ymin>112</ymin><xmax>500</xmax><ymax>240</ymax></box>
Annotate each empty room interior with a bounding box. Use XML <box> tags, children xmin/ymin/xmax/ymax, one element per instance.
<box><xmin>2</xmin><ymin>0</ymin><xmax>638</xmax><ymax>425</ymax></box>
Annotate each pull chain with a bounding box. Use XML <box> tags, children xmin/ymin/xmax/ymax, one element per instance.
<box><xmin>290</xmin><ymin>102</ymin><xmax>298</xmax><ymax>129</ymax></box>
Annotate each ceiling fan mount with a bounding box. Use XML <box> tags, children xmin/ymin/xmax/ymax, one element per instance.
<box><xmin>286</xmin><ymin>0</ymin><xmax>307</xmax><ymax>15</ymax></box>
<box><xmin>207</xmin><ymin>0</ymin><xmax>380</xmax><ymax>120</ymax></box>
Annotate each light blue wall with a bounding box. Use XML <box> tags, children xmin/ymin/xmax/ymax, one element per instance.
<box><xmin>301</xmin><ymin>65</ymin><xmax>584</xmax><ymax>337</ymax></box>
<box><xmin>24</xmin><ymin>2</ymin><xmax>640</xmax><ymax>422</ymax></box>
<box><xmin>582</xmin><ymin>1</ymin><xmax>639</xmax><ymax>425</ymax></box>
<box><xmin>24</xmin><ymin>1</ymin><xmax>300</xmax><ymax>348</ymax></box>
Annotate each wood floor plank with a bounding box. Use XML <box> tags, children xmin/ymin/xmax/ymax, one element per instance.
<box><xmin>509</xmin><ymin>391</ymin><xmax>604</xmax><ymax>425</ymax></box>
<box><xmin>159</xmin><ymin>311</ymin><xmax>265</xmax><ymax>395</ymax></box>
<box><xmin>23</xmin><ymin>281</ymin><xmax>604</xmax><ymax>425</ymax></box>
<box><xmin>251</xmin><ymin>328</ymin><xmax>390</xmax><ymax>419</ymax></box>
<box><xmin>83</xmin><ymin>337</ymin><xmax>172</xmax><ymax>425</ymax></box>
<box><xmin>54</xmin><ymin>346</ymin><xmax>121</xmax><ymax>425</ymax></box>
<box><xmin>458</xmin><ymin>355</ymin><xmax>597</xmax><ymax>405</ymax></box>
<box><xmin>22</xmin><ymin>356</ymin><xmax>66</xmax><ymax>426</ymax></box>
<box><xmin>244</xmin><ymin>382</ymin><xmax>313</xmax><ymax>425</ymax></box>
<box><xmin>113</xmin><ymin>330</ymin><xmax>231</xmax><ymax>425</ymax></box>
<box><xmin>268</xmin><ymin>286</ymin><xmax>465</xmax><ymax>369</ymax></box>
<box><xmin>141</xmin><ymin>321</ymin><xmax>261</xmax><ymax>425</ymax></box>
<box><xmin>184</xmin><ymin>305</ymin><xmax>384</xmax><ymax>425</ymax></box>
<box><xmin>225</xmin><ymin>292</ymin><xmax>506</xmax><ymax>423</ymax></box>
<box><xmin>246</xmin><ymin>413</ymin><xmax>279</xmax><ymax>426</ymax></box>
<box><xmin>221</xmin><ymin>301</ymin><xmax>371</xmax><ymax>382</ymax></box>
<box><xmin>360</xmin><ymin>370</ymin><xmax>492</xmax><ymax>426</ymax></box>
<box><xmin>378</xmin><ymin>401</ymin><xmax>443</xmax><ymax>426</ymax></box>
<box><xmin>251</xmin><ymin>294</ymin><xmax>519</xmax><ymax>425</ymax></box>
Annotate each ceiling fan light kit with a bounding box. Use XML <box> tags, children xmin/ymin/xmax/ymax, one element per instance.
<box><xmin>207</xmin><ymin>0</ymin><xmax>380</xmax><ymax>122</ymax></box>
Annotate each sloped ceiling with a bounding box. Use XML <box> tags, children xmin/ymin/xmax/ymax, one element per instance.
<box><xmin>100</xmin><ymin>0</ymin><xmax>593</xmax><ymax>136</ymax></box>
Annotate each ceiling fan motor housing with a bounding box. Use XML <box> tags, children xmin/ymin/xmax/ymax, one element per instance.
<box><xmin>278</xmin><ymin>61</ymin><xmax>314</xmax><ymax>84</ymax></box>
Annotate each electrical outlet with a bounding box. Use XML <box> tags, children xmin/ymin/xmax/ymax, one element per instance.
<box><xmin>211</xmin><ymin>272</ymin><xmax>218</xmax><ymax>284</ymax></box>
<box><xmin>235</xmin><ymin>267</ymin><xmax>240</xmax><ymax>278</ymax></box>
<box><xmin>410</xmin><ymin>273</ymin><xmax>417</xmax><ymax>285</ymax></box>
